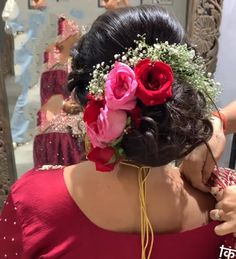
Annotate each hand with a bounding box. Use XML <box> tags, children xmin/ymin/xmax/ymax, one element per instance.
<box><xmin>180</xmin><ymin>116</ymin><xmax>226</xmax><ymax>192</ymax></box>
<box><xmin>210</xmin><ymin>186</ymin><xmax>236</xmax><ymax>236</ymax></box>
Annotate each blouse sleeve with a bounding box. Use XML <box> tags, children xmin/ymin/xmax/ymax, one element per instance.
<box><xmin>0</xmin><ymin>192</ymin><xmax>23</xmax><ymax>258</ymax></box>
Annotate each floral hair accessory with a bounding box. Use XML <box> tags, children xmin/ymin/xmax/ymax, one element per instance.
<box><xmin>84</xmin><ymin>35</ymin><xmax>220</xmax><ymax>172</ymax></box>
<box><xmin>135</xmin><ymin>58</ymin><xmax>173</xmax><ymax>106</ymax></box>
<box><xmin>105</xmin><ymin>62</ymin><xmax>137</xmax><ymax>110</ymax></box>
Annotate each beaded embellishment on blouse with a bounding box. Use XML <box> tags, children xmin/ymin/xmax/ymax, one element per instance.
<box><xmin>38</xmin><ymin>110</ymin><xmax>85</xmax><ymax>139</ymax></box>
<box><xmin>37</xmin><ymin>165</ymin><xmax>64</xmax><ymax>171</ymax></box>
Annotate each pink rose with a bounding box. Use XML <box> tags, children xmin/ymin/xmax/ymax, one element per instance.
<box><xmin>97</xmin><ymin>105</ymin><xmax>127</xmax><ymax>143</ymax></box>
<box><xmin>84</xmin><ymin>99</ymin><xmax>127</xmax><ymax>148</ymax></box>
<box><xmin>105</xmin><ymin>62</ymin><xmax>137</xmax><ymax>111</ymax></box>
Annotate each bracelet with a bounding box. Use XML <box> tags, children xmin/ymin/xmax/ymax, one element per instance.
<box><xmin>212</xmin><ymin>111</ymin><xmax>228</xmax><ymax>132</ymax></box>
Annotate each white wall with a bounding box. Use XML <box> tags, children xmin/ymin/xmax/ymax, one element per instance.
<box><xmin>215</xmin><ymin>0</ymin><xmax>236</xmax><ymax>167</ymax></box>
<box><xmin>215</xmin><ymin>1</ymin><xmax>236</xmax><ymax>106</ymax></box>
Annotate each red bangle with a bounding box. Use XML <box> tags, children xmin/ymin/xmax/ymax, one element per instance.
<box><xmin>212</xmin><ymin>111</ymin><xmax>228</xmax><ymax>132</ymax></box>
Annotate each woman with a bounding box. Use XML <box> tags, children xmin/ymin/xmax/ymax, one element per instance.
<box><xmin>33</xmin><ymin>15</ymin><xmax>85</xmax><ymax>167</ymax></box>
<box><xmin>0</xmin><ymin>6</ymin><xmax>234</xmax><ymax>259</ymax></box>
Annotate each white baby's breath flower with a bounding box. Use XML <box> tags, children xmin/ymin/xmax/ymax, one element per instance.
<box><xmin>87</xmin><ymin>36</ymin><xmax>220</xmax><ymax>111</ymax></box>
<box><xmin>129</xmin><ymin>58</ymin><xmax>134</xmax><ymax>64</ymax></box>
<box><xmin>122</xmin><ymin>56</ymin><xmax>127</xmax><ymax>61</ymax></box>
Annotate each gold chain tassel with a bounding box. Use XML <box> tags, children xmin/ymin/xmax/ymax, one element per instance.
<box><xmin>120</xmin><ymin>162</ymin><xmax>154</xmax><ymax>259</ymax></box>
<box><xmin>138</xmin><ymin>167</ymin><xmax>154</xmax><ymax>259</ymax></box>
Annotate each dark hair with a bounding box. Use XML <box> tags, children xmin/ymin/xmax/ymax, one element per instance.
<box><xmin>68</xmin><ymin>5</ymin><xmax>184</xmax><ymax>104</ymax></box>
<box><xmin>68</xmin><ymin>5</ymin><xmax>213</xmax><ymax>166</ymax></box>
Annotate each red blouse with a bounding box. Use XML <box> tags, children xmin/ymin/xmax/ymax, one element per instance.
<box><xmin>0</xmin><ymin>167</ymin><xmax>233</xmax><ymax>259</ymax></box>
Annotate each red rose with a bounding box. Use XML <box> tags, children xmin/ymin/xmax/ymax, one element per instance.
<box><xmin>87</xmin><ymin>147</ymin><xmax>117</xmax><ymax>172</ymax></box>
<box><xmin>83</xmin><ymin>98</ymin><xmax>104</xmax><ymax>126</ymax></box>
<box><xmin>134</xmin><ymin>59</ymin><xmax>174</xmax><ymax>106</ymax></box>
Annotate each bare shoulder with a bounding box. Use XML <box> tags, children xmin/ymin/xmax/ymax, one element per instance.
<box><xmin>179</xmin><ymin>179</ymin><xmax>215</xmax><ymax>231</ymax></box>
<box><xmin>63</xmin><ymin>161</ymin><xmax>107</xmax><ymax>200</ymax></box>
<box><xmin>145</xmin><ymin>167</ymin><xmax>215</xmax><ymax>232</ymax></box>
<box><xmin>63</xmin><ymin>161</ymin><xmax>99</xmax><ymax>185</ymax></box>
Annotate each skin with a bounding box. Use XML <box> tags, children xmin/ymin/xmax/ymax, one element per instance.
<box><xmin>182</xmin><ymin>100</ymin><xmax>236</xmax><ymax>236</ymax></box>
<box><xmin>210</xmin><ymin>186</ymin><xmax>236</xmax><ymax>236</ymax></box>
<box><xmin>31</xmin><ymin>0</ymin><xmax>47</xmax><ymax>9</ymax></box>
<box><xmin>64</xmin><ymin>161</ymin><xmax>215</xmax><ymax>234</ymax></box>
<box><xmin>182</xmin><ymin>100</ymin><xmax>236</xmax><ymax>191</ymax></box>
<box><xmin>62</xmin><ymin>98</ymin><xmax>82</xmax><ymax>115</ymax></box>
<box><xmin>39</xmin><ymin>95</ymin><xmax>64</xmax><ymax>131</ymax></box>
<box><xmin>181</xmin><ymin>116</ymin><xmax>226</xmax><ymax>192</ymax></box>
<box><xmin>220</xmin><ymin>101</ymin><xmax>236</xmax><ymax>135</ymax></box>
<box><xmin>56</xmin><ymin>33</ymin><xmax>80</xmax><ymax>64</ymax></box>
<box><xmin>45</xmin><ymin>32</ymin><xmax>80</xmax><ymax>66</ymax></box>
<box><xmin>103</xmin><ymin>0</ymin><xmax>129</xmax><ymax>10</ymax></box>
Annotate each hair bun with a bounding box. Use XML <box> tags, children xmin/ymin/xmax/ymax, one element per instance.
<box><xmin>67</xmin><ymin>69</ymin><xmax>90</xmax><ymax>106</ymax></box>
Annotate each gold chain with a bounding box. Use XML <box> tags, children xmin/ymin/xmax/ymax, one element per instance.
<box><xmin>121</xmin><ymin>162</ymin><xmax>154</xmax><ymax>259</ymax></box>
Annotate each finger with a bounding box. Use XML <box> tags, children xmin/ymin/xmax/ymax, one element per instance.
<box><xmin>210</xmin><ymin>186</ymin><xmax>224</xmax><ymax>201</ymax></box>
<box><xmin>223</xmin><ymin>186</ymin><xmax>236</xmax><ymax>198</ymax></box>
<box><xmin>214</xmin><ymin>221</ymin><xmax>236</xmax><ymax>236</ymax></box>
<box><xmin>210</xmin><ymin>187</ymin><xmax>222</xmax><ymax>200</ymax></box>
<box><xmin>189</xmin><ymin>170</ymin><xmax>210</xmax><ymax>192</ymax></box>
<box><xmin>215</xmin><ymin>199</ymin><xmax>235</xmax><ymax>212</ymax></box>
<box><xmin>215</xmin><ymin>189</ymin><xmax>224</xmax><ymax>201</ymax></box>
<box><xmin>188</xmin><ymin>175</ymin><xmax>210</xmax><ymax>192</ymax></box>
<box><xmin>210</xmin><ymin>209</ymin><xmax>225</xmax><ymax>221</ymax></box>
<box><xmin>215</xmin><ymin>201</ymin><xmax>223</xmax><ymax>210</ymax></box>
<box><xmin>187</xmin><ymin>176</ymin><xmax>209</xmax><ymax>192</ymax></box>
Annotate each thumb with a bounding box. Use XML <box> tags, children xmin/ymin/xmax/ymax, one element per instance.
<box><xmin>210</xmin><ymin>187</ymin><xmax>224</xmax><ymax>201</ymax></box>
<box><xmin>214</xmin><ymin>222</ymin><xmax>233</xmax><ymax>236</ymax></box>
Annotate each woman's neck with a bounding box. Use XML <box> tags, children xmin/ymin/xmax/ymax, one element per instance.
<box><xmin>115</xmin><ymin>162</ymin><xmax>181</xmax><ymax>184</ymax></box>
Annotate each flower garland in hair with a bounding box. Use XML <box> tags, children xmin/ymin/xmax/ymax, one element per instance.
<box><xmin>84</xmin><ymin>35</ymin><xmax>220</xmax><ymax>172</ymax></box>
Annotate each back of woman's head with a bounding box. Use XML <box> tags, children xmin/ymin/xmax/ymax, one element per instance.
<box><xmin>69</xmin><ymin>5</ymin><xmax>184</xmax><ymax>100</ymax></box>
<box><xmin>68</xmin><ymin>5</ymin><xmax>213</xmax><ymax>167</ymax></box>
